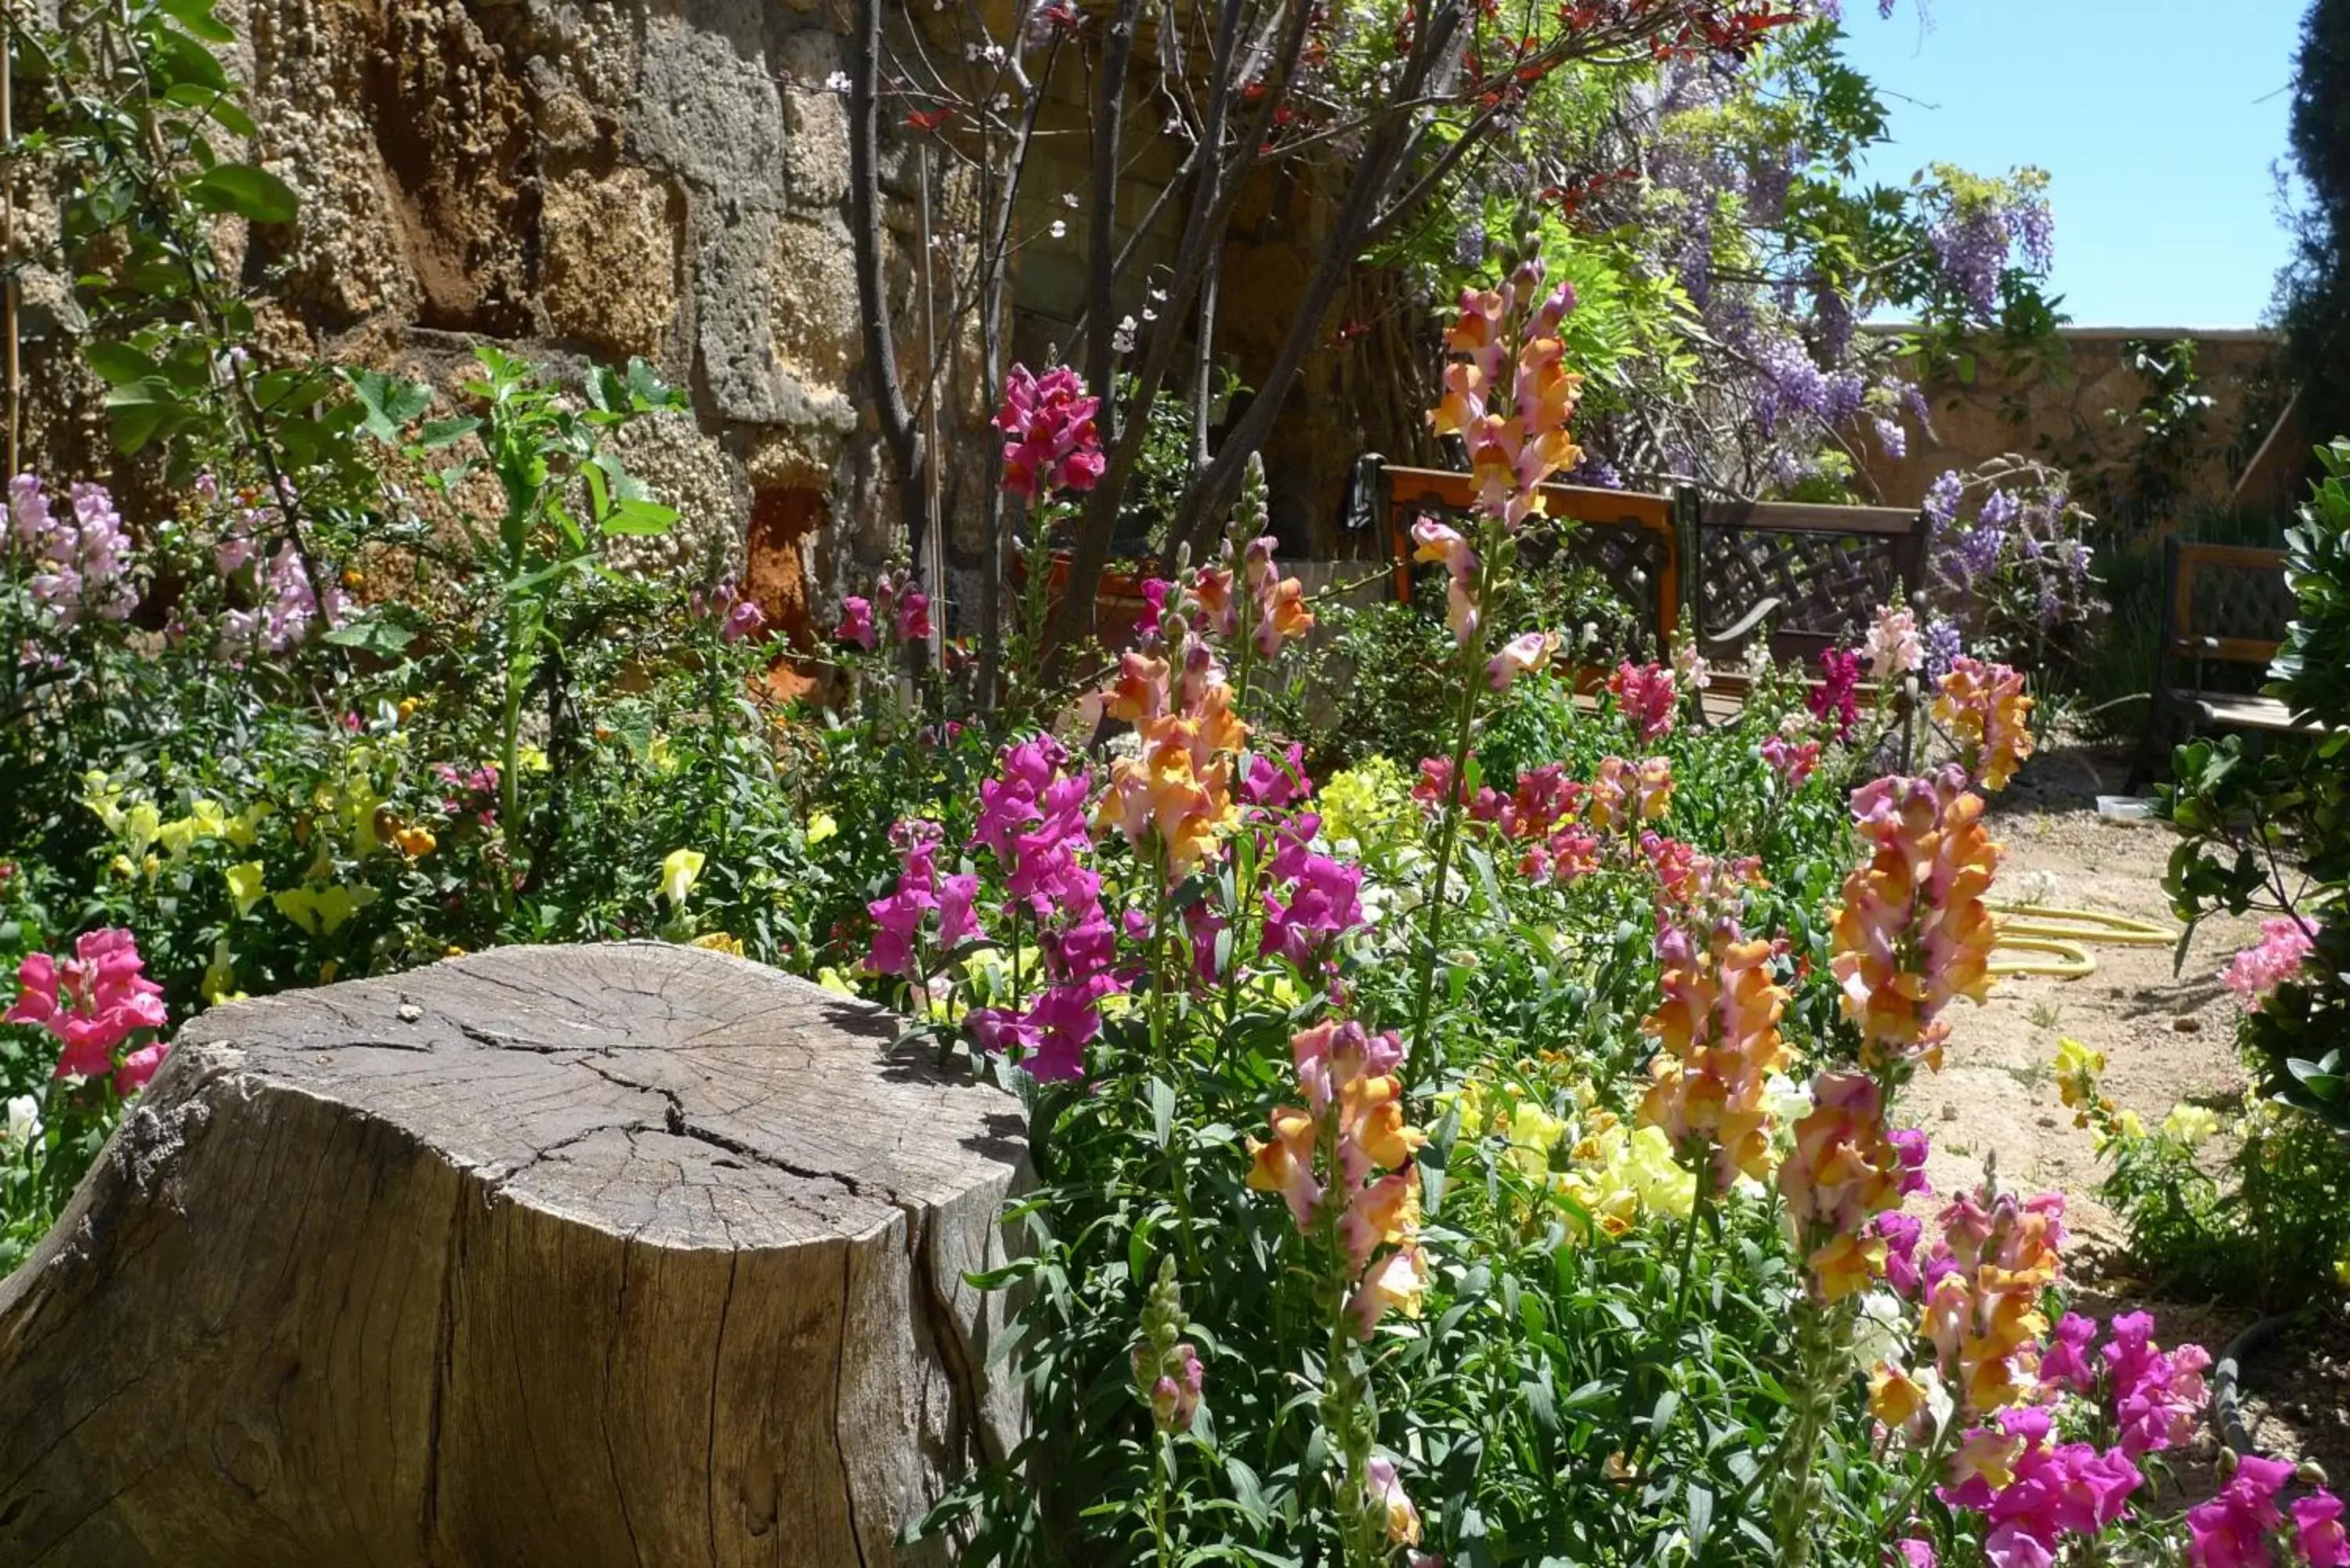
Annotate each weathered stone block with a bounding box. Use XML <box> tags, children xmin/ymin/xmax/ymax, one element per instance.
<box><xmin>541</xmin><ymin>164</ymin><xmax>684</xmax><ymax>360</ymax></box>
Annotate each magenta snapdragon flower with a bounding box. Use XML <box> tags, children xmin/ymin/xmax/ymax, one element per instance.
<box><xmin>5</xmin><ymin>927</ymin><xmax>171</xmax><ymax>1091</ymax></box>
<box><xmin>1808</xmin><ymin>647</ymin><xmax>1863</xmax><ymax>739</ymax></box>
<box><xmin>995</xmin><ymin>364</ymin><xmax>1106</xmax><ymax>503</ymax></box>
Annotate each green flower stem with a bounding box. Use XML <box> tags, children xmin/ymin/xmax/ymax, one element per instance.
<box><xmin>1148</xmin><ymin>1431</ymin><xmax>1175</xmax><ymax>1566</ymax></box>
<box><xmin>1312</xmin><ymin>1117</ymin><xmax>1380</xmax><ymax>1568</ymax></box>
<box><xmin>1770</xmin><ymin>1292</ymin><xmax>1854</xmax><ymax>1568</ymax></box>
<box><xmin>1882</xmin><ymin>1411</ymin><xmax>1962</xmax><ymax>1548</ymax></box>
<box><xmin>1672</xmin><ymin>1174</ymin><xmax>1712</xmax><ymax>1334</ymax></box>
<box><xmin>1406</xmin><ymin>602</ymin><xmax>1491</xmax><ymax>1089</ymax></box>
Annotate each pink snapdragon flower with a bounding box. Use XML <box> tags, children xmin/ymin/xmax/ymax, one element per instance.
<box><xmin>5</xmin><ymin>927</ymin><xmax>171</xmax><ymax>1091</ymax></box>
<box><xmin>218</xmin><ymin>540</ymin><xmax>348</xmax><ymax>656</ymax></box>
<box><xmin>1608</xmin><ymin>660</ymin><xmax>1678</xmax><ymax>742</ymax></box>
<box><xmin>2221</xmin><ymin>917</ymin><xmax>2316</xmax><ymax>1011</ymax></box>
<box><xmin>9</xmin><ymin>475</ymin><xmax>139</xmax><ymax>627</ymax></box>
<box><xmin>895</xmin><ymin>583</ymin><xmax>933</xmax><ymax>643</ymax></box>
<box><xmin>1939</xmin><ymin>1406</ymin><xmax>2142</xmax><ymax>1568</ymax></box>
<box><xmin>1409</xmin><ymin>516</ymin><xmax>1480</xmax><ymax>646</ymax></box>
<box><xmin>1260</xmin><ymin>816</ymin><xmax>1365</xmax><ymax>968</ymax></box>
<box><xmin>1761</xmin><ymin>732</ymin><xmax>1821</xmax><ymax>789</ymax></box>
<box><xmin>1487</xmin><ymin>630</ymin><xmax>1559</xmax><ymax>692</ymax></box>
<box><xmin>2186</xmin><ymin>1454</ymin><xmax>2303</xmax><ymax>1568</ymax></box>
<box><xmin>1240</xmin><ymin>743</ymin><xmax>1314</xmax><ymax>810</ymax></box>
<box><xmin>996</xmin><ymin>364</ymin><xmax>1105</xmax><ymax>502</ymax></box>
<box><xmin>865</xmin><ymin>820</ymin><xmax>945</xmax><ymax>980</ymax></box>
<box><xmin>835</xmin><ymin>595</ymin><xmax>877</xmax><ymax>650</ymax></box>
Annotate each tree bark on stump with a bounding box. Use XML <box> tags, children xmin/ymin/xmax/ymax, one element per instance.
<box><xmin>0</xmin><ymin>942</ymin><xmax>1029</xmax><ymax>1566</ymax></box>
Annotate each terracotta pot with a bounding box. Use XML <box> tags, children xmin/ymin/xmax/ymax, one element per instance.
<box><xmin>1025</xmin><ymin>551</ymin><xmax>1162</xmax><ymax>650</ymax></box>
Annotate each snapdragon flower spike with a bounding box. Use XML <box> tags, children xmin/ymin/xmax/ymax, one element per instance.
<box><xmin>1130</xmin><ymin>1257</ymin><xmax>1205</xmax><ymax>1436</ymax></box>
<box><xmin>1831</xmin><ymin>767</ymin><xmax>2001</xmax><ymax>1073</ymax></box>
<box><xmin>1242</xmin><ymin>535</ymin><xmax>1314</xmax><ymax>656</ymax></box>
<box><xmin>1430</xmin><ymin>262</ymin><xmax>1584</xmax><ymax>529</ymax></box>
<box><xmin>1807</xmin><ymin>647</ymin><xmax>1864</xmax><ymax>739</ymax></box>
<box><xmin>9</xmin><ymin>475</ymin><xmax>139</xmax><ymax>628</ymax></box>
<box><xmin>1776</xmin><ymin>1071</ymin><xmax>1911</xmax><ymax>1302</ymax></box>
<box><xmin>1260</xmin><ymin>815</ymin><xmax>1366</xmax><ymax>970</ymax></box>
<box><xmin>1934</xmin><ymin>657</ymin><xmax>2036</xmax><ymax>792</ymax></box>
<box><xmin>4</xmin><ymin>927</ymin><xmax>171</xmax><ymax>1092</ymax></box>
<box><xmin>1096</xmin><ymin>626</ymin><xmax>1248</xmax><ymax>874</ymax></box>
<box><xmin>1761</xmin><ymin>731</ymin><xmax>1822</xmax><ymax>789</ymax></box>
<box><xmin>1587</xmin><ymin>755</ymin><xmax>1674</xmax><ymax>833</ymax></box>
<box><xmin>1866</xmin><ymin>602</ymin><xmax>1925</xmax><ymax>681</ymax></box>
<box><xmin>864</xmin><ymin>820</ymin><xmax>945</xmax><ymax>980</ymax></box>
<box><xmin>1636</xmin><ymin>918</ymin><xmax>1791</xmax><ymax>1194</ymax></box>
<box><xmin>995</xmin><ymin>363</ymin><xmax>1106</xmax><ymax>502</ymax></box>
<box><xmin>1921</xmin><ymin>1186</ymin><xmax>2066</xmax><ymax>1414</ymax></box>
<box><xmin>1246</xmin><ymin>1021</ymin><xmax>1429</xmax><ymax>1338</ymax></box>
<box><xmin>2041</xmin><ymin>1310</ymin><xmax>2211</xmax><ymax>1456</ymax></box>
<box><xmin>1607</xmin><ymin>660</ymin><xmax>1679</xmax><ymax>742</ymax></box>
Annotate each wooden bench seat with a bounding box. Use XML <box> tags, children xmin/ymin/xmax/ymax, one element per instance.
<box><xmin>2130</xmin><ymin>539</ymin><xmax>2306</xmax><ymax>788</ymax></box>
<box><xmin>2178</xmin><ymin>691</ymin><xmax>2321</xmax><ymax>733</ymax></box>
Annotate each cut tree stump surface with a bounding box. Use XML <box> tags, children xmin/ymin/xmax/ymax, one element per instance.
<box><xmin>0</xmin><ymin>941</ymin><xmax>1029</xmax><ymax>1567</ymax></box>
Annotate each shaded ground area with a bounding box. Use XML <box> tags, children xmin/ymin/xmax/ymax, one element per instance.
<box><xmin>1909</xmin><ymin>741</ymin><xmax>2350</xmax><ymax>1490</ymax></box>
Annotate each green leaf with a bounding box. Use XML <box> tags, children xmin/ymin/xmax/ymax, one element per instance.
<box><xmin>160</xmin><ymin>0</ymin><xmax>237</xmax><ymax>42</ymax></box>
<box><xmin>1685</xmin><ymin>1483</ymin><xmax>1715</xmax><ymax>1551</ymax></box>
<box><xmin>81</xmin><ymin>343</ymin><xmax>156</xmax><ymax>385</ymax></box>
<box><xmin>322</xmin><ymin>614</ymin><xmax>417</xmax><ymax>659</ymax></box>
<box><xmin>419</xmin><ymin>416</ymin><xmax>483</xmax><ymax>450</ymax></box>
<box><xmin>109</xmin><ymin>400</ymin><xmax>167</xmax><ymax>454</ymax></box>
<box><xmin>346</xmin><ymin>368</ymin><xmax>434</xmax><ymax>445</ymax></box>
<box><xmin>600</xmin><ymin>497</ymin><xmax>678</xmax><ymax>537</ymax></box>
<box><xmin>1148</xmin><ymin>1078</ymin><xmax>1174</xmax><ymax>1148</ymax></box>
<box><xmin>190</xmin><ymin>163</ymin><xmax>298</xmax><ymax>225</ymax></box>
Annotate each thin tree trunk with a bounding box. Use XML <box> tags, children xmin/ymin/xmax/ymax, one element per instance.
<box><xmin>1171</xmin><ymin>4</ymin><xmax>1468</xmax><ymax>559</ymax></box>
<box><xmin>1043</xmin><ymin>0</ymin><xmax>1303</xmax><ymax>666</ymax></box>
<box><xmin>1081</xmin><ymin>0</ymin><xmax>1145</xmax><ymax>448</ymax></box>
<box><xmin>849</xmin><ymin>0</ymin><xmax>929</xmax><ymax>599</ymax></box>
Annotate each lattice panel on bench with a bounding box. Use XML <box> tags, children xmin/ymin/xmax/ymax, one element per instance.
<box><xmin>1697</xmin><ymin>528</ymin><xmax>1903</xmax><ymax>643</ymax></box>
<box><xmin>1541</xmin><ymin>519</ymin><xmax>1671</xmax><ymax>662</ymax></box>
<box><xmin>2189</xmin><ymin>564</ymin><xmax>2300</xmax><ymax>645</ymax></box>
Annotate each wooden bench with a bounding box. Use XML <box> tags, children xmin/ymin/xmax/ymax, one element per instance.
<box><xmin>1368</xmin><ymin>463</ymin><xmax>1926</xmax><ymax>717</ymax></box>
<box><xmin>1678</xmin><ymin>494</ymin><xmax>1931</xmax><ymax>668</ymax></box>
<box><xmin>2128</xmin><ymin>539</ymin><xmax>2317</xmax><ymax>789</ymax></box>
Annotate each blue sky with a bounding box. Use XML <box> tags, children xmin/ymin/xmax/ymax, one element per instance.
<box><xmin>1838</xmin><ymin>1</ymin><xmax>2305</xmax><ymax>328</ymax></box>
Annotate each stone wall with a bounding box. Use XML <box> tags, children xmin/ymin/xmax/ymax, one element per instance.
<box><xmin>1855</xmin><ymin>327</ymin><xmax>2294</xmax><ymax>524</ymax></box>
<box><xmin>19</xmin><ymin>0</ymin><xmax>996</xmax><ymax>641</ymax></box>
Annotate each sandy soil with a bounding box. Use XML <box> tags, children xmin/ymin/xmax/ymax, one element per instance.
<box><xmin>1908</xmin><ymin>741</ymin><xmax>2350</xmax><ymax>1490</ymax></box>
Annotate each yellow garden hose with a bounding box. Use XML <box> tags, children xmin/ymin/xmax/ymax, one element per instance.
<box><xmin>1985</xmin><ymin>904</ymin><xmax>2178</xmax><ymax>979</ymax></box>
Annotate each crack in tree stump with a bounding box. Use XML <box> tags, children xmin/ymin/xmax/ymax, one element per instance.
<box><xmin>0</xmin><ymin>942</ymin><xmax>1029</xmax><ymax>1566</ymax></box>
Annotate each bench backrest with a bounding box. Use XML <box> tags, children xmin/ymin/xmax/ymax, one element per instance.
<box><xmin>2164</xmin><ymin>539</ymin><xmax>2294</xmax><ymax>667</ymax></box>
<box><xmin>1680</xmin><ymin>494</ymin><xmax>1932</xmax><ymax>663</ymax></box>
<box><xmin>1377</xmin><ymin>464</ymin><xmax>1679</xmax><ymax>659</ymax></box>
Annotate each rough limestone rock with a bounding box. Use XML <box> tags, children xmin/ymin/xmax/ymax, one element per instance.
<box><xmin>0</xmin><ymin>943</ymin><xmax>1027</xmax><ymax>1567</ymax></box>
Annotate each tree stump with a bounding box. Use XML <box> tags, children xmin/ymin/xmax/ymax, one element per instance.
<box><xmin>0</xmin><ymin>943</ymin><xmax>1029</xmax><ymax>1566</ymax></box>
